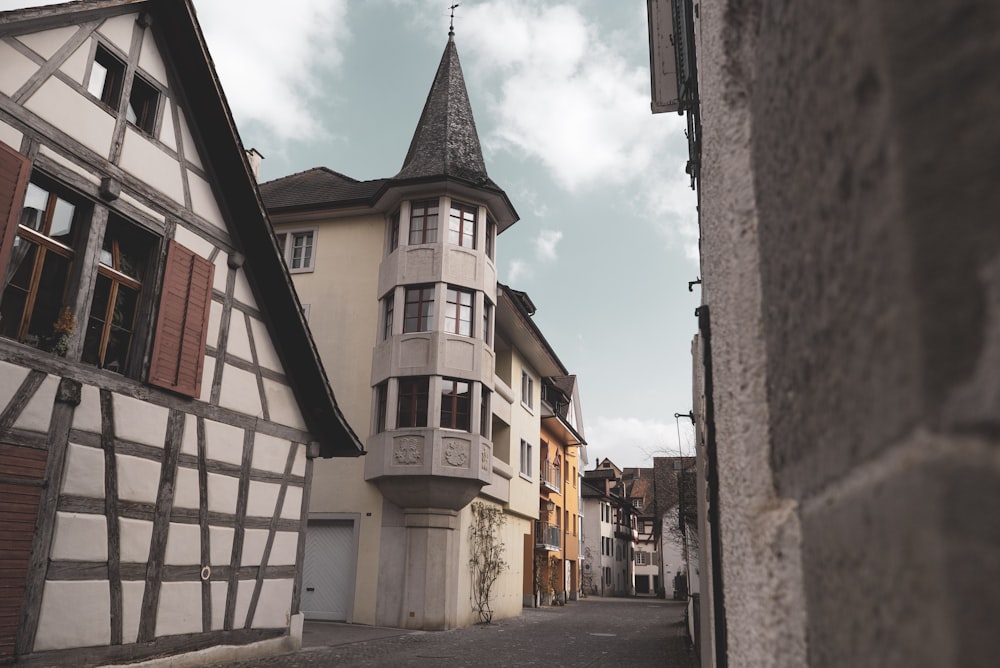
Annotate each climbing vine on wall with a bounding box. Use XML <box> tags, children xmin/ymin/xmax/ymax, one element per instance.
<box><xmin>469</xmin><ymin>501</ymin><xmax>507</xmax><ymax>624</ymax></box>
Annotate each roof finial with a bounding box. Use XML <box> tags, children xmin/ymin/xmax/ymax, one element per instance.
<box><xmin>449</xmin><ymin>3</ymin><xmax>460</xmax><ymax>37</ymax></box>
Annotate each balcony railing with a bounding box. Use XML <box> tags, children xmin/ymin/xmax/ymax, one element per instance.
<box><xmin>539</xmin><ymin>460</ymin><xmax>561</xmax><ymax>492</ymax></box>
<box><xmin>535</xmin><ymin>521</ymin><xmax>561</xmax><ymax>550</ymax></box>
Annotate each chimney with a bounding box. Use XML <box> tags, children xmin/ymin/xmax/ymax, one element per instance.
<box><xmin>246</xmin><ymin>148</ymin><xmax>264</xmax><ymax>181</ymax></box>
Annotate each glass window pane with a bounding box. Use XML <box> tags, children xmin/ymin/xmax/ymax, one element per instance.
<box><xmin>88</xmin><ymin>60</ymin><xmax>108</xmax><ymax>98</ymax></box>
<box><xmin>19</xmin><ymin>183</ymin><xmax>47</xmax><ymax>231</ymax></box>
<box><xmin>49</xmin><ymin>197</ymin><xmax>76</xmax><ymax>241</ymax></box>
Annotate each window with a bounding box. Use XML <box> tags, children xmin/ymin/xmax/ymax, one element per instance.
<box><xmin>521</xmin><ymin>370</ymin><xmax>534</xmax><ymax>409</ymax></box>
<box><xmin>519</xmin><ymin>439</ymin><xmax>532</xmax><ymax>478</ymax></box>
<box><xmin>388</xmin><ymin>210</ymin><xmax>400</xmax><ymax>252</ymax></box>
<box><xmin>479</xmin><ymin>386</ymin><xmax>490</xmax><ymax>438</ymax></box>
<box><xmin>482</xmin><ymin>299</ymin><xmax>492</xmax><ymax>345</ymax></box>
<box><xmin>88</xmin><ymin>45</ymin><xmax>125</xmax><ymax>110</ymax></box>
<box><xmin>485</xmin><ymin>217</ymin><xmax>496</xmax><ymax>260</ymax></box>
<box><xmin>81</xmin><ymin>217</ymin><xmax>155</xmax><ymax>374</ymax></box>
<box><xmin>444</xmin><ymin>287</ymin><xmax>473</xmax><ymax>336</ymax></box>
<box><xmin>403</xmin><ymin>285</ymin><xmax>434</xmax><ymax>333</ymax></box>
<box><xmin>127</xmin><ymin>74</ymin><xmax>159</xmax><ymax>134</ymax></box>
<box><xmin>88</xmin><ymin>45</ymin><xmax>159</xmax><ymax>136</ymax></box>
<box><xmin>0</xmin><ymin>179</ymin><xmax>83</xmax><ymax>351</ymax></box>
<box><xmin>374</xmin><ymin>382</ymin><xmax>388</xmax><ymax>434</ymax></box>
<box><xmin>382</xmin><ymin>294</ymin><xmax>394</xmax><ymax>340</ymax></box>
<box><xmin>440</xmin><ymin>378</ymin><xmax>471</xmax><ymax>431</ymax></box>
<box><xmin>448</xmin><ymin>201</ymin><xmax>476</xmax><ymax>248</ymax></box>
<box><xmin>396</xmin><ymin>377</ymin><xmax>429</xmax><ymax>428</ymax></box>
<box><xmin>636</xmin><ymin>551</ymin><xmax>649</xmax><ymax>566</ymax></box>
<box><xmin>604</xmin><ymin>566</ymin><xmax>611</xmax><ymax>586</ymax></box>
<box><xmin>408</xmin><ymin>199</ymin><xmax>438</xmax><ymax>244</ymax></box>
<box><xmin>632</xmin><ymin>498</ymin><xmax>643</xmax><ymax>510</ymax></box>
<box><xmin>275</xmin><ymin>229</ymin><xmax>315</xmax><ymax>272</ymax></box>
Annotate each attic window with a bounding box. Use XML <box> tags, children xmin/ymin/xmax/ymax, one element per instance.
<box><xmin>127</xmin><ymin>74</ymin><xmax>159</xmax><ymax>134</ymax></box>
<box><xmin>88</xmin><ymin>45</ymin><xmax>126</xmax><ymax>110</ymax></box>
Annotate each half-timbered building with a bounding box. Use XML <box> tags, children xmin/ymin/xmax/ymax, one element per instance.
<box><xmin>0</xmin><ymin>1</ymin><xmax>362</xmax><ymax>665</ymax></box>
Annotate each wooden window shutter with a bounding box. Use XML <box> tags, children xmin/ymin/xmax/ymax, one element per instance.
<box><xmin>148</xmin><ymin>240</ymin><xmax>215</xmax><ymax>398</ymax></box>
<box><xmin>0</xmin><ymin>141</ymin><xmax>30</xmax><ymax>278</ymax></box>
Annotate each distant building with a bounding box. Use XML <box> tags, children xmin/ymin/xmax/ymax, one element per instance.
<box><xmin>0</xmin><ymin>1</ymin><xmax>361</xmax><ymax>665</ymax></box>
<box><xmin>584</xmin><ymin>459</ymin><xmax>636</xmax><ymax>596</ymax></box>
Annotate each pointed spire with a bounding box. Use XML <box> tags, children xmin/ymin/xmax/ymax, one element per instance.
<box><xmin>394</xmin><ymin>34</ymin><xmax>489</xmax><ymax>184</ymax></box>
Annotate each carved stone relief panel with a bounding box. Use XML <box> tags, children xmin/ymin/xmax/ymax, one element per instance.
<box><xmin>393</xmin><ymin>436</ymin><xmax>423</xmax><ymax>465</ymax></box>
<box><xmin>442</xmin><ymin>438</ymin><xmax>470</xmax><ymax>468</ymax></box>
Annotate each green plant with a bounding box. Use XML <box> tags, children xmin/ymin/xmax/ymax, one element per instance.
<box><xmin>469</xmin><ymin>502</ymin><xmax>507</xmax><ymax>624</ymax></box>
<box><xmin>549</xmin><ymin>555</ymin><xmax>561</xmax><ymax>597</ymax></box>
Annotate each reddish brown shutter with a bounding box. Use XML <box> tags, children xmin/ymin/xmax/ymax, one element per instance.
<box><xmin>0</xmin><ymin>141</ymin><xmax>30</xmax><ymax>280</ymax></box>
<box><xmin>148</xmin><ymin>240</ymin><xmax>215</xmax><ymax>398</ymax></box>
<box><xmin>0</xmin><ymin>443</ymin><xmax>47</xmax><ymax>658</ymax></box>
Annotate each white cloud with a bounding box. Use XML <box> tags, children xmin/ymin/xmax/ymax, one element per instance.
<box><xmin>585</xmin><ymin>416</ymin><xmax>694</xmax><ymax>470</ymax></box>
<box><xmin>191</xmin><ymin>0</ymin><xmax>350</xmax><ymax>143</ymax></box>
<box><xmin>506</xmin><ymin>259</ymin><xmax>530</xmax><ymax>285</ymax></box>
<box><xmin>534</xmin><ymin>229</ymin><xmax>563</xmax><ymax>261</ymax></box>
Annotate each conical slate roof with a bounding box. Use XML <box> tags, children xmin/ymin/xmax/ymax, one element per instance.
<box><xmin>395</xmin><ymin>34</ymin><xmax>489</xmax><ymax>184</ymax></box>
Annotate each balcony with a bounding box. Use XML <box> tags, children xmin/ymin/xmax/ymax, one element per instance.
<box><xmin>539</xmin><ymin>460</ymin><xmax>561</xmax><ymax>493</ymax></box>
<box><xmin>535</xmin><ymin>521</ymin><xmax>561</xmax><ymax>551</ymax></box>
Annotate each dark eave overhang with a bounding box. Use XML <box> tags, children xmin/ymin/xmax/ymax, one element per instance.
<box><xmin>496</xmin><ymin>284</ymin><xmax>566</xmax><ymax>378</ymax></box>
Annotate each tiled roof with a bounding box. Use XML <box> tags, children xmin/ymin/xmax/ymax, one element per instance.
<box><xmin>395</xmin><ymin>35</ymin><xmax>489</xmax><ymax>184</ymax></box>
<box><xmin>260</xmin><ymin>167</ymin><xmax>385</xmax><ymax>211</ymax></box>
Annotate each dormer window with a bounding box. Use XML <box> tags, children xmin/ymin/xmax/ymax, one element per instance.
<box><xmin>448</xmin><ymin>201</ymin><xmax>476</xmax><ymax>248</ymax></box>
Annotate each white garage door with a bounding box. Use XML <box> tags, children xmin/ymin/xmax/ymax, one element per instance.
<box><xmin>301</xmin><ymin>519</ymin><xmax>355</xmax><ymax>621</ymax></box>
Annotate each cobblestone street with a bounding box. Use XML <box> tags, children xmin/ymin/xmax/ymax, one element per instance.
<box><xmin>206</xmin><ymin>598</ymin><xmax>697</xmax><ymax>668</ymax></box>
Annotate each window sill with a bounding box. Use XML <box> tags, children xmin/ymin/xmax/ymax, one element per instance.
<box><xmin>288</xmin><ymin>266</ymin><xmax>315</xmax><ymax>274</ymax></box>
<box><xmin>518</xmin><ymin>472</ymin><xmax>533</xmax><ymax>482</ymax></box>
<box><xmin>520</xmin><ymin>401</ymin><xmax>534</xmax><ymax>415</ymax></box>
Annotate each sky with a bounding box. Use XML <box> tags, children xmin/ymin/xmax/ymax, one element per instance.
<box><xmin>1</xmin><ymin>0</ymin><xmax>700</xmax><ymax>468</ymax></box>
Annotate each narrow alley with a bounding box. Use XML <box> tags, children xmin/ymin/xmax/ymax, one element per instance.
<box><xmin>206</xmin><ymin>599</ymin><xmax>696</xmax><ymax>668</ymax></box>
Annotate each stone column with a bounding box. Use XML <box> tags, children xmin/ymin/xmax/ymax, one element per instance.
<box><xmin>399</xmin><ymin>508</ymin><xmax>459</xmax><ymax>630</ymax></box>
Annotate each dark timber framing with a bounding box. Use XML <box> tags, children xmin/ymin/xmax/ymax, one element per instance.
<box><xmin>100</xmin><ymin>389</ymin><xmax>124</xmax><ymax>645</ymax></box>
<box><xmin>224</xmin><ymin>428</ymin><xmax>255</xmax><ymax>630</ymax></box>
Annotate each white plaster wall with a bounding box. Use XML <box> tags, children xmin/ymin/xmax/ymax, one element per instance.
<box><xmin>119</xmin><ymin>517</ymin><xmax>153</xmax><ymax>563</ymax></box>
<box><xmin>252</xmin><ymin>433</ymin><xmax>291</xmax><ymax>474</ymax></box>
<box><xmin>241</xmin><ymin>528</ymin><xmax>268</xmax><ymax>566</ymax></box>
<box><xmin>226</xmin><ymin>312</ymin><xmax>253</xmax><ymax>362</ymax></box>
<box><xmin>34</xmin><ymin>580</ymin><xmax>110</xmax><ymax>651</ymax></box>
<box><xmin>17</xmin><ymin>25</ymin><xmax>76</xmax><ymax>59</ymax></box>
<box><xmin>136</xmin><ymin>27</ymin><xmax>168</xmax><ymax>87</ymax></box>
<box><xmin>0</xmin><ymin>119</ymin><xmax>23</xmax><ymax>153</ymax></box>
<box><xmin>119</xmin><ymin>129</ymin><xmax>184</xmax><ymax>203</ymax></box>
<box><xmin>97</xmin><ymin>14</ymin><xmax>135</xmax><ymax>52</ymax></box>
<box><xmin>205</xmin><ymin>418</ymin><xmax>245</xmax><ymax>466</ymax></box>
<box><xmin>232</xmin><ymin>270</ymin><xmax>256</xmax><ymax>308</ymax></box>
<box><xmin>207</xmin><ymin>472</ymin><xmax>239</xmax><ymax>515</ymax></box>
<box><xmin>0</xmin><ymin>360</ymin><xmax>29</xmax><ymax>411</ymax></box>
<box><xmin>14</xmin><ymin>373</ymin><xmax>57</xmax><ymax>433</ymax></box>
<box><xmin>172</xmin><ymin>224</ymin><xmax>216</xmax><ymax>260</ymax></box>
<box><xmin>246</xmin><ymin>481</ymin><xmax>280</xmax><ymax>519</ymax></box>
<box><xmin>233</xmin><ymin>580</ymin><xmax>254</xmax><ymax>629</ymax></box>
<box><xmin>250</xmin><ymin>579</ymin><xmax>293</xmax><ymax>629</ymax></box>
<box><xmin>506</xmin><ymin>352</ymin><xmax>541</xmax><ymax>520</ymax></box>
<box><xmin>269</xmin><ymin>532</ymin><xmax>299</xmax><ymax>566</ymax></box>
<box><xmin>218</xmin><ymin>364</ymin><xmax>263</xmax><ymax>417</ymax></box>
<box><xmin>50</xmin><ymin>512</ymin><xmax>107</xmax><ymax>561</ymax></box>
<box><xmin>210</xmin><ymin>525</ymin><xmax>235</xmax><ymax>565</ymax></box>
<box><xmin>210</xmin><ymin>582</ymin><xmax>227</xmax><ymax>630</ymax></box>
<box><xmin>180</xmin><ymin>413</ymin><xmax>198</xmax><ymax>458</ymax></box>
<box><xmin>73</xmin><ymin>383</ymin><xmax>102</xmax><ymax>433</ymax></box>
<box><xmin>0</xmin><ymin>40</ymin><xmax>37</xmax><ymax>96</ymax></box>
<box><xmin>113</xmin><ymin>393</ymin><xmax>169</xmax><ymax>447</ymax></box>
<box><xmin>250</xmin><ymin>318</ymin><xmax>282</xmax><ymax>373</ymax></box>
<box><xmin>164</xmin><ymin>522</ymin><xmax>200</xmax><ymax>565</ymax></box>
<box><xmin>120</xmin><ymin>190</ymin><xmax>164</xmax><ymax>223</ymax></box>
<box><xmin>25</xmin><ymin>78</ymin><xmax>115</xmax><ymax>156</ymax></box>
<box><xmin>188</xmin><ymin>170</ymin><xmax>226</xmax><ymax>229</ymax></box>
<box><xmin>121</xmin><ymin>580</ymin><xmax>145</xmax><ymax>644</ymax></box>
<box><xmin>262</xmin><ymin>378</ymin><xmax>307</xmax><ymax>431</ymax></box>
<box><xmin>291</xmin><ymin>447</ymin><xmax>306</xmax><ymax>478</ymax></box>
<box><xmin>60</xmin><ymin>443</ymin><xmax>104</xmax><ymax>498</ymax></box>
<box><xmin>281</xmin><ymin>485</ymin><xmax>302</xmax><ymax>521</ymax></box>
<box><xmin>156</xmin><ymin>581</ymin><xmax>202</xmax><ymax>636</ymax></box>
<box><xmin>173</xmin><ymin>465</ymin><xmax>200</xmax><ymax>509</ymax></box>
<box><xmin>116</xmin><ymin>453</ymin><xmax>161</xmax><ymax>504</ymax></box>
<box><xmin>207</xmin><ymin>300</ymin><xmax>224</xmax><ymax>350</ymax></box>
<box><xmin>177</xmin><ymin>109</ymin><xmax>202</xmax><ymax>169</ymax></box>
<box><xmin>199</xmin><ymin>356</ymin><xmax>215</xmax><ymax>404</ymax></box>
<box><xmin>159</xmin><ymin>103</ymin><xmax>177</xmax><ymax>151</ymax></box>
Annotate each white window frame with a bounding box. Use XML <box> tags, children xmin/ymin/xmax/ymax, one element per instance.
<box><xmin>276</xmin><ymin>227</ymin><xmax>317</xmax><ymax>273</ymax></box>
<box><xmin>521</xmin><ymin>369</ymin><xmax>534</xmax><ymax>410</ymax></box>
<box><xmin>519</xmin><ymin>439</ymin><xmax>532</xmax><ymax>479</ymax></box>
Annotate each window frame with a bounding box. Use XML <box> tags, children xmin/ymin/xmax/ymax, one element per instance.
<box><xmin>448</xmin><ymin>201</ymin><xmax>477</xmax><ymax>249</ymax></box>
<box><xmin>374</xmin><ymin>381</ymin><xmax>388</xmax><ymax>434</ymax></box>
<box><xmin>440</xmin><ymin>377</ymin><xmax>472</xmax><ymax>431</ymax></box>
<box><xmin>485</xmin><ymin>217</ymin><xmax>496</xmax><ymax>260</ymax></box>
<box><xmin>382</xmin><ymin>293</ymin><xmax>394</xmax><ymax>341</ymax></box>
<box><xmin>482</xmin><ymin>299</ymin><xmax>493</xmax><ymax>345</ymax></box>
<box><xmin>519</xmin><ymin>439</ymin><xmax>532</xmax><ymax>479</ymax></box>
<box><xmin>396</xmin><ymin>376</ymin><xmax>429</xmax><ymax>429</ymax></box>
<box><xmin>388</xmin><ymin>209</ymin><xmax>400</xmax><ymax>252</ymax></box>
<box><xmin>408</xmin><ymin>199</ymin><xmax>439</xmax><ymax>245</ymax></box>
<box><xmin>403</xmin><ymin>285</ymin><xmax>435</xmax><ymax>333</ymax></box>
<box><xmin>275</xmin><ymin>227</ymin><xmax>317</xmax><ymax>273</ymax></box>
<box><xmin>444</xmin><ymin>286</ymin><xmax>474</xmax><ymax>336</ymax></box>
<box><xmin>479</xmin><ymin>385</ymin><xmax>491</xmax><ymax>438</ymax></box>
<box><xmin>521</xmin><ymin>369</ymin><xmax>534</xmax><ymax>410</ymax></box>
